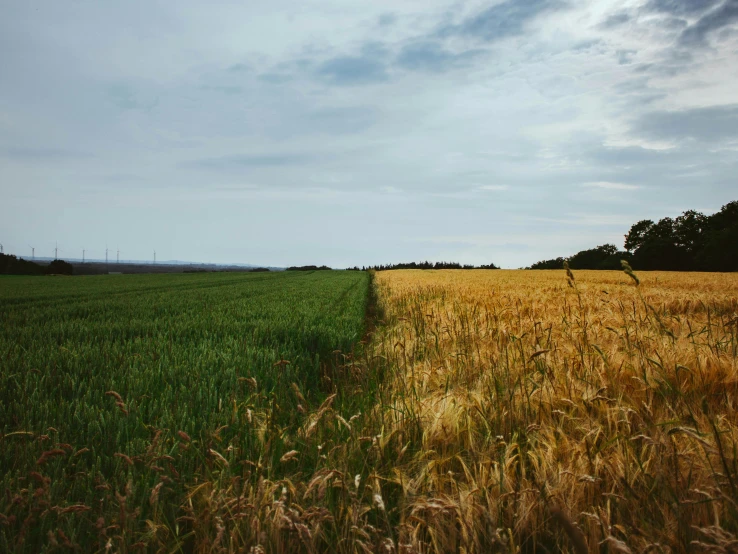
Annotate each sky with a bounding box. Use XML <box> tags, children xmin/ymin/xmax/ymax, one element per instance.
<box><xmin>1</xmin><ymin>0</ymin><xmax>737</xmax><ymax>268</ymax></box>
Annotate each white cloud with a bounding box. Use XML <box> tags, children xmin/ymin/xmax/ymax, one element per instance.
<box><xmin>583</xmin><ymin>181</ymin><xmax>640</xmax><ymax>190</ymax></box>
<box><xmin>477</xmin><ymin>184</ymin><xmax>510</xmax><ymax>191</ymax></box>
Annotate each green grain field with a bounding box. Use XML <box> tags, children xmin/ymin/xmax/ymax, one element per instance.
<box><xmin>0</xmin><ymin>271</ymin><xmax>369</xmax><ymax>552</ymax></box>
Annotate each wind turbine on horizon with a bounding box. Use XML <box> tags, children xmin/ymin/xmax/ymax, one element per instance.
<box><xmin>0</xmin><ymin>243</ymin><xmax>3</xmax><ymax>254</ymax></box>
<box><xmin>29</xmin><ymin>245</ymin><xmax>35</xmax><ymax>260</ymax></box>
<box><xmin>153</xmin><ymin>250</ymin><xmax>156</xmax><ymax>265</ymax></box>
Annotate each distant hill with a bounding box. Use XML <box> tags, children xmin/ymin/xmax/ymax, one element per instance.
<box><xmin>0</xmin><ymin>253</ymin><xmax>283</xmax><ymax>275</ymax></box>
<box><xmin>27</xmin><ymin>257</ymin><xmax>281</xmax><ymax>269</ymax></box>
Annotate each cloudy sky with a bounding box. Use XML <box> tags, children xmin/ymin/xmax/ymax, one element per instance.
<box><xmin>1</xmin><ymin>0</ymin><xmax>737</xmax><ymax>268</ymax></box>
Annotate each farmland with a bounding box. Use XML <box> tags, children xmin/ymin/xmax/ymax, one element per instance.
<box><xmin>0</xmin><ymin>271</ymin><xmax>369</xmax><ymax>551</ymax></box>
<box><xmin>362</xmin><ymin>269</ymin><xmax>738</xmax><ymax>552</ymax></box>
<box><xmin>2</xmin><ymin>268</ymin><xmax>738</xmax><ymax>552</ymax></box>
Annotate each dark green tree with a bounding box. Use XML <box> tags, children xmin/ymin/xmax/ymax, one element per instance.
<box><xmin>674</xmin><ymin>210</ymin><xmax>709</xmax><ymax>253</ymax></box>
<box><xmin>45</xmin><ymin>259</ymin><xmax>74</xmax><ymax>275</ymax></box>
<box><xmin>697</xmin><ymin>201</ymin><xmax>738</xmax><ymax>272</ymax></box>
<box><xmin>0</xmin><ymin>253</ymin><xmax>44</xmax><ymax>275</ymax></box>
<box><xmin>531</xmin><ymin>201</ymin><xmax>737</xmax><ymax>272</ymax></box>
<box><xmin>568</xmin><ymin>244</ymin><xmax>625</xmax><ymax>270</ymax></box>
<box><xmin>624</xmin><ymin>220</ymin><xmax>655</xmax><ymax>252</ymax></box>
<box><xmin>529</xmin><ymin>257</ymin><xmax>566</xmax><ymax>270</ymax></box>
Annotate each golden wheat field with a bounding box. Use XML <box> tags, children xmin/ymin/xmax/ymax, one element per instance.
<box><xmin>358</xmin><ymin>269</ymin><xmax>738</xmax><ymax>553</ymax></box>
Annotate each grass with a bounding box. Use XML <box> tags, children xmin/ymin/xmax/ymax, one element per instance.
<box><xmin>2</xmin><ymin>268</ymin><xmax>738</xmax><ymax>552</ymax></box>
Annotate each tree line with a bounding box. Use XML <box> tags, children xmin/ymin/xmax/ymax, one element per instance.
<box><xmin>529</xmin><ymin>200</ymin><xmax>738</xmax><ymax>271</ymax></box>
<box><xmin>286</xmin><ymin>265</ymin><xmax>332</xmax><ymax>271</ymax></box>
<box><xmin>0</xmin><ymin>254</ymin><xmax>74</xmax><ymax>275</ymax></box>
<box><xmin>349</xmin><ymin>261</ymin><xmax>499</xmax><ymax>271</ymax></box>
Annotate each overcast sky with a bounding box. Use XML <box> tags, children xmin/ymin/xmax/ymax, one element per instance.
<box><xmin>1</xmin><ymin>0</ymin><xmax>737</xmax><ymax>268</ymax></box>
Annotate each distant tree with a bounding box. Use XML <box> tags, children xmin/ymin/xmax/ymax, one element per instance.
<box><xmin>697</xmin><ymin>201</ymin><xmax>738</xmax><ymax>272</ymax></box>
<box><xmin>625</xmin><ymin>218</ymin><xmax>664</xmax><ymax>269</ymax></box>
<box><xmin>567</xmin><ymin>244</ymin><xmax>628</xmax><ymax>270</ymax></box>
<box><xmin>674</xmin><ymin>210</ymin><xmax>709</xmax><ymax>255</ymax></box>
<box><xmin>368</xmin><ymin>261</ymin><xmax>498</xmax><ymax>271</ymax></box>
<box><xmin>0</xmin><ymin>253</ymin><xmax>44</xmax><ymax>275</ymax></box>
<box><xmin>45</xmin><ymin>259</ymin><xmax>74</xmax><ymax>275</ymax></box>
<box><xmin>529</xmin><ymin>257</ymin><xmax>566</xmax><ymax>270</ymax></box>
<box><xmin>530</xmin><ymin>200</ymin><xmax>737</xmax><ymax>272</ymax></box>
<box><xmin>530</xmin><ymin>245</ymin><xmax>627</xmax><ymax>271</ymax></box>
<box><xmin>624</xmin><ymin>220</ymin><xmax>655</xmax><ymax>253</ymax></box>
<box><xmin>621</xmin><ymin>202</ymin><xmax>738</xmax><ymax>271</ymax></box>
<box><xmin>627</xmin><ymin>216</ymin><xmax>693</xmax><ymax>270</ymax></box>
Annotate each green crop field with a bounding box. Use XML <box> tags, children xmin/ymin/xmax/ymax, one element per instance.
<box><xmin>0</xmin><ymin>271</ymin><xmax>369</xmax><ymax>552</ymax></box>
